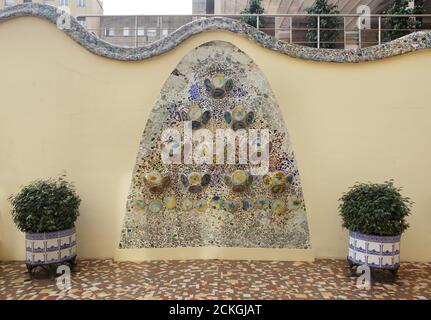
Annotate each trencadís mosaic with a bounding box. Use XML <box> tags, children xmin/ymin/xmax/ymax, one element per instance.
<box><xmin>119</xmin><ymin>41</ymin><xmax>311</xmax><ymax>249</ymax></box>
<box><xmin>2</xmin><ymin>3</ymin><xmax>431</xmax><ymax>63</ymax></box>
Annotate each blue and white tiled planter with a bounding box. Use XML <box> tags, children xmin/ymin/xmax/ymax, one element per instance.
<box><xmin>348</xmin><ymin>231</ymin><xmax>400</xmax><ymax>270</ymax></box>
<box><xmin>25</xmin><ymin>228</ymin><xmax>77</xmax><ymax>266</ymax></box>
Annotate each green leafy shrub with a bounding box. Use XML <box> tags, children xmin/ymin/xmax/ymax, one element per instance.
<box><xmin>305</xmin><ymin>0</ymin><xmax>341</xmax><ymax>49</ymax></box>
<box><xmin>383</xmin><ymin>0</ymin><xmax>424</xmax><ymax>42</ymax></box>
<box><xmin>9</xmin><ymin>174</ymin><xmax>81</xmax><ymax>233</ymax></box>
<box><xmin>339</xmin><ymin>181</ymin><xmax>412</xmax><ymax>236</ymax></box>
<box><xmin>240</xmin><ymin>0</ymin><xmax>265</xmax><ymax>29</ymax></box>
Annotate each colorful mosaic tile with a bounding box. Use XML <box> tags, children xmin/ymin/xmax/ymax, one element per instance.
<box><xmin>119</xmin><ymin>41</ymin><xmax>310</xmax><ymax>249</ymax></box>
<box><xmin>2</xmin><ymin>3</ymin><xmax>431</xmax><ymax>63</ymax></box>
<box><xmin>0</xmin><ymin>259</ymin><xmax>430</xmax><ymax>300</ymax></box>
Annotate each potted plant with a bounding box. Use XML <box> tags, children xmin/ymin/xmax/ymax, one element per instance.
<box><xmin>9</xmin><ymin>174</ymin><xmax>81</xmax><ymax>277</ymax></box>
<box><xmin>339</xmin><ymin>181</ymin><xmax>412</xmax><ymax>277</ymax></box>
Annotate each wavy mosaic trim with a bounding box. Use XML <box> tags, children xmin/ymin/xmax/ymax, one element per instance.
<box><xmin>1</xmin><ymin>3</ymin><xmax>431</xmax><ymax>63</ymax></box>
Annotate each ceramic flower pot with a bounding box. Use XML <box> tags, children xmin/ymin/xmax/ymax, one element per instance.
<box><xmin>348</xmin><ymin>231</ymin><xmax>400</xmax><ymax>270</ymax></box>
<box><xmin>25</xmin><ymin>228</ymin><xmax>77</xmax><ymax>266</ymax></box>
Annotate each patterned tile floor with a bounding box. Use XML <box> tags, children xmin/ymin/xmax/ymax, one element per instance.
<box><xmin>0</xmin><ymin>259</ymin><xmax>430</xmax><ymax>300</ymax></box>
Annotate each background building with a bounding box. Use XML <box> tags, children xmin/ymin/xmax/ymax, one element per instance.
<box><xmin>2</xmin><ymin>1</ymin><xmax>429</xmax><ymax>48</ymax></box>
<box><xmin>1</xmin><ymin>0</ymin><xmax>103</xmax><ymax>16</ymax></box>
<box><xmin>192</xmin><ymin>0</ymin><xmax>214</xmax><ymax>14</ymax></box>
<box><xmin>192</xmin><ymin>0</ymin><xmax>431</xmax><ymax>48</ymax></box>
<box><xmin>1</xmin><ymin>0</ymin><xmax>104</xmax><ymax>35</ymax></box>
<box><xmin>193</xmin><ymin>0</ymin><xmax>429</xmax><ymax>15</ymax></box>
<box><xmin>99</xmin><ymin>15</ymin><xmax>195</xmax><ymax>47</ymax></box>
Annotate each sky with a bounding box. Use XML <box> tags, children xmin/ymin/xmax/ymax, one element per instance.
<box><xmin>103</xmin><ymin>0</ymin><xmax>193</xmax><ymax>15</ymax></box>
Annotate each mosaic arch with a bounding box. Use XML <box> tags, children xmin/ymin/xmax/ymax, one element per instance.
<box><xmin>119</xmin><ymin>41</ymin><xmax>311</xmax><ymax>249</ymax></box>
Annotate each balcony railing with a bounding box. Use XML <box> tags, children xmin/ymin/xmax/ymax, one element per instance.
<box><xmin>76</xmin><ymin>13</ymin><xmax>431</xmax><ymax>49</ymax></box>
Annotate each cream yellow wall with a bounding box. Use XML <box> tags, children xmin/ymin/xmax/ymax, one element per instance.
<box><xmin>0</xmin><ymin>17</ymin><xmax>430</xmax><ymax>262</ymax></box>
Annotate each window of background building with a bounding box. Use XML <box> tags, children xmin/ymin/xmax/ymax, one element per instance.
<box><xmin>4</xmin><ymin>0</ymin><xmax>16</xmax><ymax>7</ymax></box>
<box><xmin>123</xmin><ymin>27</ymin><xmax>130</xmax><ymax>37</ymax></box>
<box><xmin>162</xmin><ymin>29</ymin><xmax>169</xmax><ymax>38</ymax></box>
<box><xmin>147</xmin><ymin>29</ymin><xmax>157</xmax><ymax>37</ymax></box>
<box><xmin>60</xmin><ymin>0</ymin><xmax>69</xmax><ymax>6</ymax></box>
<box><xmin>206</xmin><ymin>0</ymin><xmax>215</xmax><ymax>14</ymax></box>
<box><xmin>105</xmin><ymin>28</ymin><xmax>115</xmax><ymax>37</ymax></box>
<box><xmin>78</xmin><ymin>0</ymin><xmax>86</xmax><ymax>7</ymax></box>
<box><xmin>77</xmin><ymin>16</ymin><xmax>86</xmax><ymax>27</ymax></box>
<box><xmin>137</xmin><ymin>28</ymin><xmax>145</xmax><ymax>36</ymax></box>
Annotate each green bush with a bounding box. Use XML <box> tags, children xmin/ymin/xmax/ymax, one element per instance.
<box><xmin>240</xmin><ymin>0</ymin><xmax>265</xmax><ymax>29</ymax></box>
<box><xmin>383</xmin><ymin>0</ymin><xmax>424</xmax><ymax>42</ymax></box>
<box><xmin>305</xmin><ymin>0</ymin><xmax>341</xmax><ymax>49</ymax></box>
<box><xmin>9</xmin><ymin>174</ymin><xmax>81</xmax><ymax>233</ymax></box>
<box><xmin>339</xmin><ymin>181</ymin><xmax>412</xmax><ymax>236</ymax></box>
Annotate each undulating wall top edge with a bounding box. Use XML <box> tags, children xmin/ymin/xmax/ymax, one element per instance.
<box><xmin>1</xmin><ymin>3</ymin><xmax>431</xmax><ymax>63</ymax></box>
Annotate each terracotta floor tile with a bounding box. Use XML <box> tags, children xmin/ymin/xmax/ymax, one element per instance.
<box><xmin>0</xmin><ymin>259</ymin><xmax>429</xmax><ymax>300</ymax></box>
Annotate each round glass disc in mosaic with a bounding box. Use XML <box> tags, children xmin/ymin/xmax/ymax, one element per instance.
<box><xmin>212</xmin><ymin>74</ymin><xmax>225</xmax><ymax>88</ymax></box>
<box><xmin>189</xmin><ymin>104</ymin><xmax>203</xmax><ymax>121</ymax></box>
<box><xmin>134</xmin><ymin>199</ymin><xmax>146</xmax><ymax>210</ymax></box>
<box><xmin>257</xmin><ymin>198</ymin><xmax>271</xmax><ymax>210</ymax></box>
<box><xmin>181</xmin><ymin>199</ymin><xmax>193</xmax><ymax>211</ymax></box>
<box><xmin>188</xmin><ymin>172</ymin><xmax>202</xmax><ymax>186</ymax></box>
<box><xmin>232</xmin><ymin>105</ymin><xmax>246</xmax><ymax>121</ymax></box>
<box><xmin>149</xmin><ymin>199</ymin><xmax>163</xmax><ymax>213</ymax></box>
<box><xmin>225</xmin><ymin>200</ymin><xmax>239</xmax><ymax>213</ymax></box>
<box><xmin>145</xmin><ymin>171</ymin><xmax>163</xmax><ymax>187</ymax></box>
<box><xmin>163</xmin><ymin>197</ymin><xmax>177</xmax><ymax>210</ymax></box>
<box><xmin>231</xmin><ymin>170</ymin><xmax>248</xmax><ymax>186</ymax></box>
<box><xmin>242</xmin><ymin>199</ymin><xmax>253</xmax><ymax>210</ymax></box>
<box><xmin>211</xmin><ymin>196</ymin><xmax>224</xmax><ymax>210</ymax></box>
<box><xmin>272</xmin><ymin>199</ymin><xmax>286</xmax><ymax>215</ymax></box>
<box><xmin>119</xmin><ymin>41</ymin><xmax>310</xmax><ymax>250</ymax></box>
<box><xmin>195</xmin><ymin>199</ymin><xmax>208</xmax><ymax>213</ymax></box>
